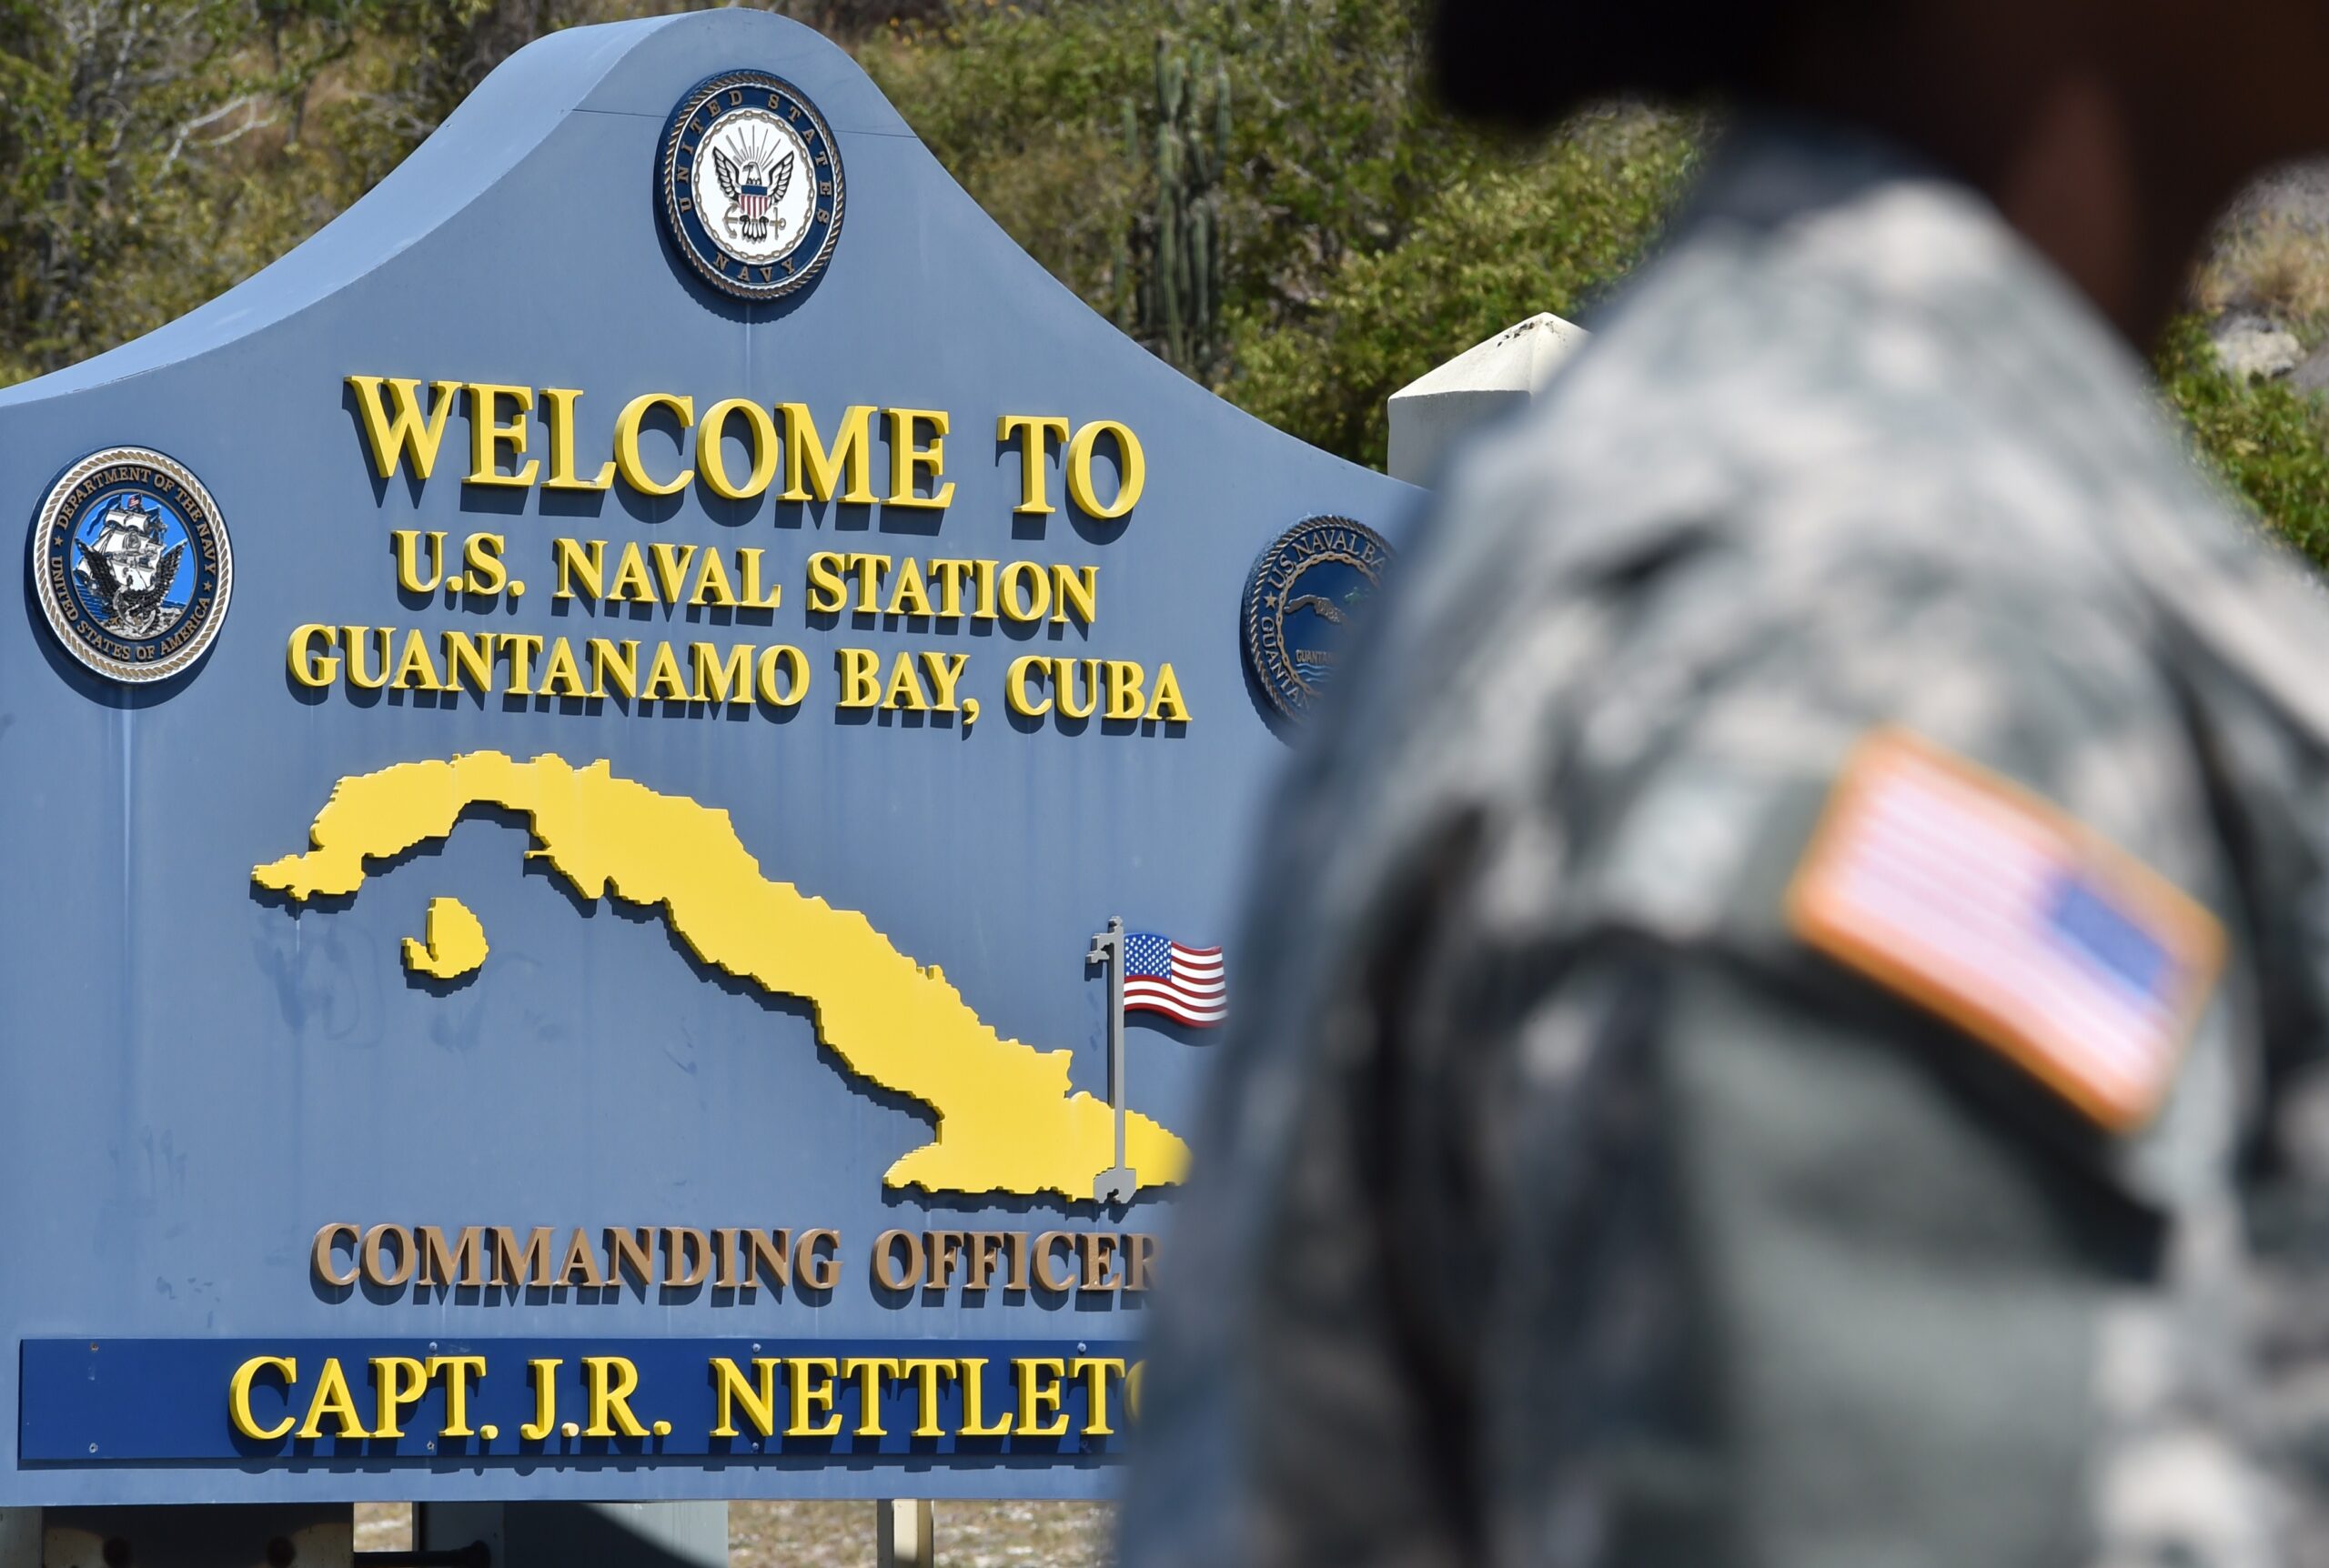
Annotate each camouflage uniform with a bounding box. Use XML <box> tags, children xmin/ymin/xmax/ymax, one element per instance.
<box><xmin>1122</xmin><ymin>120</ymin><xmax>2329</xmax><ymax>1568</ymax></box>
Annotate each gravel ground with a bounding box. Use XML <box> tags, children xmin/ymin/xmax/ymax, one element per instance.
<box><xmin>352</xmin><ymin>1500</ymin><xmax>1114</xmax><ymax>1565</ymax></box>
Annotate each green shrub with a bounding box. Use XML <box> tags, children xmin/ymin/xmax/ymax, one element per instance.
<box><xmin>2157</xmin><ymin>314</ymin><xmax>2329</xmax><ymax>568</ymax></box>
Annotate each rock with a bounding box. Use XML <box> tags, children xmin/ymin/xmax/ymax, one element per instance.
<box><xmin>2223</xmin><ymin>158</ymin><xmax>2329</xmax><ymax>236</ymax></box>
<box><xmin>2213</xmin><ymin>311</ymin><xmax>2304</xmax><ymax>381</ymax></box>
<box><xmin>2292</xmin><ymin>341</ymin><xmax>2329</xmax><ymax>397</ymax></box>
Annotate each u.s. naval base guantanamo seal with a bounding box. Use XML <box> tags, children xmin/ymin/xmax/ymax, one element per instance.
<box><xmin>1241</xmin><ymin>514</ymin><xmax>1392</xmax><ymax>722</ymax></box>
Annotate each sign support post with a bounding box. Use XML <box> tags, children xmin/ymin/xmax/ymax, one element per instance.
<box><xmin>1089</xmin><ymin>919</ymin><xmax>1135</xmax><ymax>1204</ymax></box>
<box><xmin>877</xmin><ymin>1499</ymin><xmax>935</xmax><ymax>1568</ymax></box>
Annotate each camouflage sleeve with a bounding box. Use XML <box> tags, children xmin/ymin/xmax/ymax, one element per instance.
<box><xmin>1412</xmin><ymin>569</ymin><xmax>2268</xmax><ymax>1568</ymax></box>
<box><xmin>1121</xmin><ymin>542</ymin><xmax>2282</xmax><ymax>1568</ymax></box>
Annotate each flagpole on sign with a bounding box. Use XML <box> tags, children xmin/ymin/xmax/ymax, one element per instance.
<box><xmin>1088</xmin><ymin>918</ymin><xmax>1134</xmax><ymax>1205</ymax></box>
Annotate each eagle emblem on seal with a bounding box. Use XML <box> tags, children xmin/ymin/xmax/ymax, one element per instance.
<box><xmin>658</xmin><ymin>70</ymin><xmax>846</xmax><ymax>303</ymax></box>
<box><xmin>712</xmin><ymin>133</ymin><xmax>795</xmax><ymax>246</ymax></box>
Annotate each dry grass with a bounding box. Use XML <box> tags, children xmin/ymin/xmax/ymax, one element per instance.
<box><xmin>2196</xmin><ymin>216</ymin><xmax>2329</xmax><ymax>342</ymax></box>
<box><xmin>351</xmin><ymin>1499</ymin><xmax>1114</xmax><ymax>1565</ymax></box>
<box><xmin>354</xmin><ymin>1503</ymin><xmax>412</xmax><ymax>1549</ymax></box>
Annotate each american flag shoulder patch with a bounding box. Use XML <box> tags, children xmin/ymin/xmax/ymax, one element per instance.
<box><xmin>1784</xmin><ymin>729</ymin><xmax>2223</xmax><ymax>1132</ymax></box>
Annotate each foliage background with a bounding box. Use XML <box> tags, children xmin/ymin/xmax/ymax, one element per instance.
<box><xmin>0</xmin><ymin>0</ymin><xmax>2318</xmax><ymax>564</ymax></box>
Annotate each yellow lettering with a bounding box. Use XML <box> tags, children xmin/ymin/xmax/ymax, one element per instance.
<box><xmin>900</xmin><ymin>1360</ymin><xmax>955</xmax><ymax>1438</ymax></box>
<box><xmin>392</xmin><ymin>628</ymin><xmax>446</xmax><ymax>691</ymax></box>
<box><xmin>757</xmin><ymin>645</ymin><xmax>810</xmax><ymax>707</ymax></box>
<box><xmin>429</xmin><ymin>1356</ymin><xmax>487</xmax><ymax>1438</ymax></box>
<box><xmin>502</xmin><ymin>633</ymin><xmax>543</xmax><ymax>697</ymax></box>
<box><xmin>921</xmin><ymin>651</ymin><xmax>968</xmax><ymax>712</ymax></box>
<box><xmin>341</xmin><ymin>627</ymin><xmax>391</xmax><ymax>690</ymax></box>
<box><xmin>1066</xmin><ymin>420</ymin><xmax>1144</xmax><ymax>518</ymax></box>
<box><xmin>519</xmin><ymin>1358</ymin><xmax>561</xmax><ymax>1441</ymax></box>
<box><xmin>607</xmin><ymin>541</ymin><xmax>656</xmax><ymax>603</ymax></box>
<box><xmin>441</xmin><ymin>631</ymin><xmax>496</xmax><ymax>695</ymax></box>
<box><xmin>642</xmin><ymin>641</ymin><xmax>691</xmax><ymax>702</ymax></box>
<box><xmin>849</xmin><ymin>553</ymin><xmax>891</xmax><ymax>613</ymax></box>
<box><xmin>542</xmin><ymin>387</ymin><xmax>616</xmax><ymax>490</ymax></box>
<box><xmin>787</xmin><ymin>1357</ymin><xmax>843</xmax><ymax>1437</ymax></box>
<box><xmin>957</xmin><ymin>1358</ymin><xmax>1013</xmax><ymax>1438</ymax></box>
<box><xmin>998</xmin><ymin>415</ymin><xmax>1070</xmax><ymax>515</ymax></box>
<box><xmin>552</xmin><ymin>538</ymin><xmax>607</xmax><ymax>602</ymax></box>
<box><xmin>805</xmin><ymin>551</ymin><xmax>848</xmax><ymax>613</ymax></box>
<box><xmin>1069</xmin><ymin>1357</ymin><xmax>1125</xmax><ymax>1437</ymax></box>
<box><xmin>926</xmin><ymin>558</ymin><xmax>972</xmax><ymax>618</ymax></box>
<box><xmin>297</xmin><ymin>1357</ymin><xmax>369</xmax><ymax>1440</ymax></box>
<box><xmin>710</xmin><ymin>1357</ymin><xmax>781</xmax><ymax>1438</ymax></box>
<box><xmin>780</xmin><ymin>403</ymin><xmax>878</xmax><ymax>503</ymax></box>
<box><xmin>583</xmin><ymin>1356</ymin><xmax>650</xmax><ymax>1438</ymax></box>
<box><xmin>229</xmin><ymin>1356</ymin><xmax>297</xmax><ymax>1441</ymax></box>
<box><xmin>539</xmin><ymin>638</ymin><xmax>589</xmax><ymax>699</ymax></box>
<box><xmin>698</xmin><ymin>397</ymin><xmax>781</xmax><ymax>499</ymax></box>
<box><xmin>648</xmin><ymin>543</ymin><xmax>697</xmax><ymax>604</ymax></box>
<box><xmin>691</xmin><ymin>642</ymin><xmax>753</xmax><ymax>704</ymax></box>
<box><xmin>885</xmin><ymin>407</ymin><xmax>955</xmax><ymax>509</ymax></box>
<box><xmin>1006</xmin><ymin>655</ymin><xmax>1051</xmax><ymax>718</ymax></box>
<box><xmin>348</xmin><ymin>376</ymin><xmax>459</xmax><ymax>482</ymax></box>
<box><xmin>1104</xmin><ymin>660</ymin><xmax>1146</xmax><ymax>720</ymax></box>
<box><xmin>837</xmin><ymin>648</ymin><xmax>881</xmax><ymax>708</ymax></box>
<box><xmin>1056</xmin><ymin>658</ymin><xmax>1099</xmax><ymax>721</ymax></box>
<box><xmin>465</xmin><ymin>383</ymin><xmax>539</xmax><ymax>488</ymax></box>
<box><xmin>462</xmin><ymin>533</ymin><xmax>509</xmax><ymax>596</ymax></box>
<box><xmin>588</xmin><ymin>638</ymin><xmax>640</xmax><ymax>699</ymax></box>
<box><xmin>1147</xmin><ymin>662</ymin><xmax>1190</xmax><ymax>722</ymax></box>
<box><xmin>288</xmin><ymin>625</ymin><xmax>340</xmax><ymax>689</ymax></box>
<box><xmin>371</xmin><ymin>1355</ymin><xmax>429</xmax><ymax>1439</ymax></box>
<box><xmin>999</xmin><ymin>560</ymin><xmax>1050</xmax><ymax>623</ymax></box>
<box><xmin>1050</xmin><ymin>564</ymin><xmax>1098</xmax><ymax>626</ymax></box>
<box><xmin>884</xmin><ymin>557</ymin><xmax>933</xmax><ymax>618</ymax></box>
<box><xmin>882</xmin><ymin>650</ymin><xmax>930</xmax><ymax>711</ymax></box>
<box><xmin>390</xmin><ymin>529</ymin><xmax>447</xmax><ymax>593</ymax></box>
<box><xmin>613</xmin><ymin>392</ymin><xmax>694</xmax><ymax>496</ymax></box>
<box><xmin>842</xmin><ymin>1358</ymin><xmax>899</xmax><ymax>1438</ymax></box>
<box><xmin>1013</xmin><ymin>1358</ymin><xmax>1070</xmax><ymax>1438</ymax></box>
<box><xmin>689</xmin><ymin>548</ymin><xmax>740</xmax><ymax>608</ymax></box>
<box><xmin>736</xmin><ymin>548</ymin><xmax>782</xmax><ymax>609</ymax></box>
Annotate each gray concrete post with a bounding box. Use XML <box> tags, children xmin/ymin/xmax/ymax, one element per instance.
<box><xmin>877</xmin><ymin>1499</ymin><xmax>935</xmax><ymax>1568</ymax></box>
<box><xmin>0</xmin><ymin>1510</ymin><xmax>39</xmax><ymax>1568</ymax></box>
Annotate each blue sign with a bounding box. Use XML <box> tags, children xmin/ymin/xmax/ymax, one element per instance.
<box><xmin>21</xmin><ymin>1341</ymin><xmax>1136</xmax><ymax>1467</ymax></box>
<box><xmin>0</xmin><ymin>7</ymin><xmax>1411</xmax><ymax>1507</ymax></box>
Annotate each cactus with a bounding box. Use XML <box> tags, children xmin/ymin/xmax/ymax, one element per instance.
<box><xmin>1123</xmin><ymin>38</ymin><xmax>1230</xmax><ymax>381</ymax></box>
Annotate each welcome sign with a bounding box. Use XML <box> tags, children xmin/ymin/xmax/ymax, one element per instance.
<box><xmin>0</xmin><ymin>9</ymin><xmax>1408</xmax><ymax>1506</ymax></box>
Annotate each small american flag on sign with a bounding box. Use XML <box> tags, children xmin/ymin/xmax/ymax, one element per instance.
<box><xmin>1789</xmin><ymin>730</ymin><xmax>2223</xmax><ymax>1132</ymax></box>
<box><xmin>1124</xmin><ymin>933</ymin><xmax>1225</xmax><ymax>1029</ymax></box>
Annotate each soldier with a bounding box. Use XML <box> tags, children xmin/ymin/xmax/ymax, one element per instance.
<box><xmin>1122</xmin><ymin>2</ymin><xmax>2329</xmax><ymax>1565</ymax></box>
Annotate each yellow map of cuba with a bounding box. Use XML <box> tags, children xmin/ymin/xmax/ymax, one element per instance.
<box><xmin>252</xmin><ymin>752</ymin><xmax>1189</xmax><ymax>1200</ymax></box>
